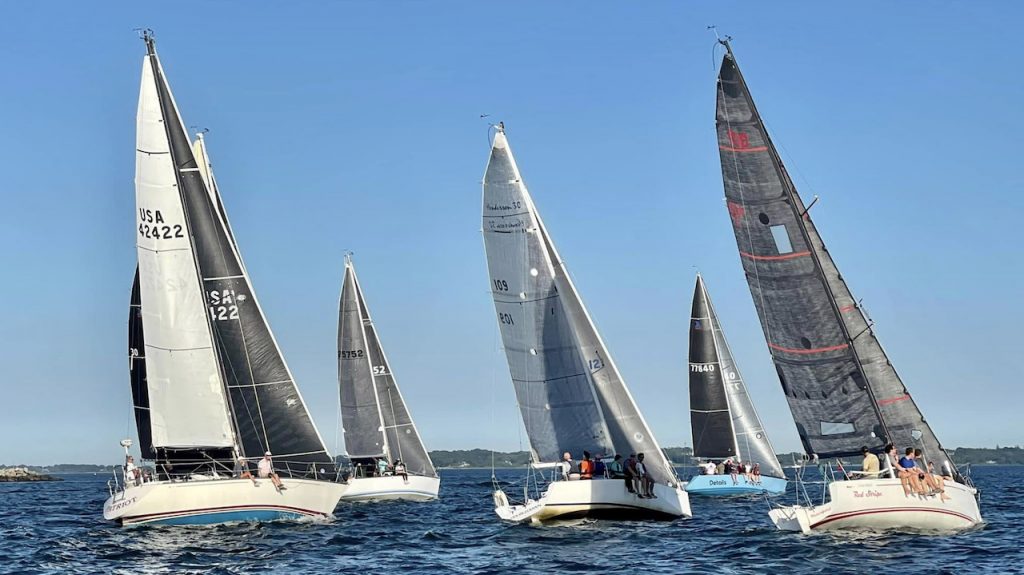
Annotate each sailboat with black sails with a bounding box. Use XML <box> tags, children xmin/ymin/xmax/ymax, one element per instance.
<box><xmin>686</xmin><ymin>274</ymin><xmax>786</xmax><ymax>496</ymax></box>
<box><xmin>104</xmin><ymin>33</ymin><xmax>346</xmax><ymax>526</ymax></box>
<box><xmin>482</xmin><ymin>124</ymin><xmax>691</xmax><ymax>522</ymax></box>
<box><xmin>336</xmin><ymin>256</ymin><xmax>440</xmax><ymax>501</ymax></box>
<box><xmin>713</xmin><ymin>38</ymin><xmax>982</xmax><ymax>532</ymax></box>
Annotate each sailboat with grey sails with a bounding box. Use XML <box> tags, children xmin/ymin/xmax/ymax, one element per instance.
<box><xmin>713</xmin><ymin>38</ymin><xmax>981</xmax><ymax>532</ymax></box>
<box><xmin>686</xmin><ymin>274</ymin><xmax>786</xmax><ymax>496</ymax></box>
<box><xmin>482</xmin><ymin>124</ymin><xmax>690</xmax><ymax>522</ymax></box>
<box><xmin>336</xmin><ymin>256</ymin><xmax>440</xmax><ymax>501</ymax></box>
<box><xmin>104</xmin><ymin>32</ymin><xmax>346</xmax><ymax>526</ymax></box>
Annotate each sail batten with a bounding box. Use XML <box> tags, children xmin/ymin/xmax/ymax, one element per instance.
<box><xmin>482</xmin><ymin>129</ymin><xmax>677</xmax><ymax>486</ymax></box>
<box><xmin>715</xmin><ymin>42</ymin><xmax>947</xmax><ymax>464</ymax></box>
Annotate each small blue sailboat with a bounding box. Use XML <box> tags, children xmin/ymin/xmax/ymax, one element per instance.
<box><xmin>685</xmin><ymin>274</ymin><xmax>787</xmax><ymax>496</ymax></box>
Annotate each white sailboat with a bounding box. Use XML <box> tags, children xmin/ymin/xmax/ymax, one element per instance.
<box><xmin>685</xmin><ymin>274</ymin><xmax>787</xmax><ymax>496</ymax></box>
<box><xmin>104</xmin><ymin>32</ymin><xmax>346</xmax><ymax>526</ymax></box>
<box><xmin>713</xmin><ymin>38</ymin><xmax>982</xmax><ymax>532</ymax></box>
<box><xmin>336</xmin><ymin>256</ymin><xmax>440</xmax><ymax>502</ymax></box>
<box><xmin>482</xmin><ymin>124</ymin><xmax>691</xmax><ymax>523</ymax></box>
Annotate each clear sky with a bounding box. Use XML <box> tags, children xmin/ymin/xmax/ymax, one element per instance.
<box><xmin>1</xmin><ymin>2</ymin><xmax>1022</xmax><ymax>465</ymax></box>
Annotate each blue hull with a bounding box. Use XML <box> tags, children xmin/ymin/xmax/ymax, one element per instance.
<box><xmin>126</xmin><ymin>508</ymin><xmax>313</xmax><ymax>526</ymax></box>
<box><xmin>685</xmin><ymin>474</ymin><xmax>787</xmax><ymax>496</ymax></box>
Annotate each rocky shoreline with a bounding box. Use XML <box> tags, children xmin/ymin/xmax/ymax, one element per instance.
<box><xmin>0</xmin><ymin>467</ymin><xmax>61</xmax><ymax>482</ymax></box>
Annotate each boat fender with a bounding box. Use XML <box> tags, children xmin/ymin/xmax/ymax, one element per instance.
<box><xmin>493</xmin><ymin>489</ymin><xmax>509</xmax><ymax>509</ymax></box>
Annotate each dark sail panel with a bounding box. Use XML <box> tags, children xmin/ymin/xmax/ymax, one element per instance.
<box><xmin>338</xmin><ymin>266</ymin><xmax>388</xmax><ymax>459</ymax></box>
<box><xmin>146</xmin><ymin>41</ymin><xmax>334</xmax><ymax>475</ymax></box>
<box><xmin>688</xmin><ymin>276</ymin><xmax>736</xmax><ymax>459</ymax></box>
<box><xmin>128</xmin><ymin>268</ymin><xmax>155</xmax><ymax>460</ymax></box>
<box><xmin>352</xmin><ymin>270</ymin><xmax>437</xmax><ymax>478</ymax></box>
<box><xmin>715</xmin><ymin>47</ymin><xmax>887</xmax><ymax>459</ymax></box>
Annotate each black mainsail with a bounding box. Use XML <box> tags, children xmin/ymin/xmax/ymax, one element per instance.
<box><xmin>715</xmin><ymin>40</ymin><xmax>948</xmax><ymax>464</ymax></box>
<box><xmin>338</xmin><ymin>258</ymin><xmax>437</xmax><ymax>477</ymax></box>
<box><xmin>688</xmin><ymin>276</ymin><xmax>737</xmax><ymax>460</ymax></box>
<box><xmin>141</xmin><ymin>36</ymin><xmax>335</xmax><ymax>474</ymax></box>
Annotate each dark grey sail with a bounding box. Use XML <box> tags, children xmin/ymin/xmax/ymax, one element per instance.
<box><xmin>688</xmin><ymin>277</ymin><xmax>737</xmax><ymax>460</ymax></box>
<box><xmin>144</xmin><ymin>37</ymin><xmax>335</xmax><ymax>474</ymax></box>
<box><xmin>482</xmin><ymin>127</ymin><xmax>678</xmax><ymax>486</ymax></box>
<box><xmin>695</xmin><ymin>275</ymin><xmax>785</xmax><ymax>478</ymax></box>
<box><xmin>340</xmin><ymin>259</ymin><xmax>437</xmax><ymax>477</ymax></box>
<box><xmin>715</xmin><ymin>40</ymin><xmax>948</xmax><ymax>464</ymax></box>
<box><xmin>128</xmin><ymin>267</ymin><xmax>155</xmax><ymax>460</ymax></box>
<box><xmin>338</xmin><ymin>264</ymin><xmax>388</xmax><ymax>460</ymax></box>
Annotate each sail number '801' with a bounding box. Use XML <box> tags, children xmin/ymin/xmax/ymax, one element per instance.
<box><xmin>138</xmin><ymin>208</ymin><xmax>183</xmax><ymax>240</ymax></box>
<box><xmin>497</xmin><ymin>312</ymin><xmax>515</xmax><ymax>325</ymax></box>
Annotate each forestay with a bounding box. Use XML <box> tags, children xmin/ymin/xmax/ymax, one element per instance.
<box><xmin>141</xmin><ymin>38</ymin><xmax>335</xmax><ymax>474</ymax></box>
<box><xmin>695</xmin><ymin>275</ymin><xmax>784</xmax><ymax>478</ymax></box>
<box><xmin>339</xmin><ymin>260</ymin><xmax>437</xmax><ymax>477</ymax></box>
<box><xmin>482</xmin><ymin>128</ymin><xmax>677</xmax><ymax>486</ymax></box>
<box><xmin>715</xmin><ymin>42</ymin><xmax>947</xmax><ymax>464</ymax></box>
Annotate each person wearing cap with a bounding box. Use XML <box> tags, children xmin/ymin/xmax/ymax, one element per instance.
<box><xmin>236</xmin><ymin>456</ymin><xmax>257</xmax><ymax>486</ymax></box>
<box><xmin>258</xmin><ymin>451</ymin><xmax>286</xmax><ymax>491</ymax></box>
<box><xmin>859</xmin><ymin>446</ymin><xmax>880</xmax><ymax>479</ymax></box>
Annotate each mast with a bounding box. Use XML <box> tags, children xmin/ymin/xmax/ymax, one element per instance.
<box><xmin>715</xmin><ymin>39</ymin><xmax>947</xmax><ymax>463</ymax></box>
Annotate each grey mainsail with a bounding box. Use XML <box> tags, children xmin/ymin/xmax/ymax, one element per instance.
<box><xmin>482</xmin><ymin>126</ymin><xmax>678</xmax><ymax>486</ymax></box>
<box><xmin>338</xmin><ymin>258</ymin><xmax>437</xmax><ymax>477</ymax></box>
<box><xmin>715</xmin><ymin>40</ymin><xmax>947</xmax><ymax>464</ymax></box>
<box><xmin>142</xmin><ymin>36</ymin><xmax>335</xmax><ymax>474</ymax></box>
<box><xmin>694</xmin><ymin>275</ymin><xmax>785</xmax><ymax>478</ymax></box>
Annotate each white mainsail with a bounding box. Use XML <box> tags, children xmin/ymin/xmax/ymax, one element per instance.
<box><xmin>134</xmin><ymin>57</ymin><xmax>233</xmax><ymax>449</ymax></box>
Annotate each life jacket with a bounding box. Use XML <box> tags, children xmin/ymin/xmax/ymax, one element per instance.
<box><xmin>579</xmin><ymin>459</ymin><xmax>593</xmax><ymax>479</ymax></box>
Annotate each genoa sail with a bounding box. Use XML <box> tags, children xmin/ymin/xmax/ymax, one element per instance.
<box><xmin>715</xmin><ymin>41</ymin><xmax>947</xmax><ymax>464</ymax></box>
<box><xmin>135</xmin><ymin>51</ymin><xmax>234</xmax><ymax>453</ymax></box>
<box><xmin>693</xmin><ymin>274</ymin><xmax>784</xmax><ymax>478</ymax></box>
<box><xmin>482</xmin><ymin>127</ymin><xmax>678</xmax><ymax>486</ymax></box>
<box><xmin>128</xmin><ymin>268</ymin><xmax>155</xmax><ymax>460</ymax></box>
<box><xmin>140</xmin><ymin>37</ymin><xmax>335</xmax><ymax>474</ymax></box>
<box><xmin>338</xmin><ymin>259</ymin><xmax>437</xmax><ymax>477</ymax></box>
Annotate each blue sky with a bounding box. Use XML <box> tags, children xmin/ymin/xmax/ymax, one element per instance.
<box><xmin>1</xmin><ymin>2</ymin><xmax>1022</xmax><ymax>464</ymax></box>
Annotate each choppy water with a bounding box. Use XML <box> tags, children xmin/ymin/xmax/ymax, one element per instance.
<box><xmin>1</xmin><ymin>467</ymin><xmax>1021</xmax><ymax>574</ymax></box>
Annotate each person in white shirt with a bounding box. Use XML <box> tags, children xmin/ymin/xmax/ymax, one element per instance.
<box><xmin>258</xmin><ymin>451</ymin><xmax>286</xmax><ymax>491</ymax></box>
<box><xmin>636</xmin><ymin>453</ymin><xmax>656</xmax><ymax>498</ymax></box>
<box><xmin>702</xmin><ymin>461</ymin><xmax>717</xmax><ymax>475</ymax></box>
<box><xmin>124</xmin><ymin>455</ymin><xmax>140</xmax><ymax>487</ymax></box>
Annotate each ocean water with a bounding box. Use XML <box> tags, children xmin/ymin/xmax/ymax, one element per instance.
<box><xmin>1</xmin><ymin>467</ymin><xmax>1021</xmax><ymax>574</ymax></box>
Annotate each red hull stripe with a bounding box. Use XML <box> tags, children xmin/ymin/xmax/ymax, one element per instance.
<box><xmin>810</xmin><ymin>506</ymin><xmax>975</xmax><ymax>529</ymax></box>
<box><xmin>720</xmin><ymin>145</ymin><xmax>769</xmax><ymax>153</ymax></box>
<box><xmin>123</xmin><ymin>504</ymin><xmax>323</xmax><ymax>524</ymax></box>
<box><xmin>878</xmin><ymin>394</ymin><xmax>911</xmax><ymax>406</ymax></box>
<box><xmin>769</xmin><ymin>342</ymin><xmax>849</xmax><ymax>355</ymax></box>
<box><xmin>740</xmin><ymin>250</ymin><xmax>811</xmax><ymax>261</ymax></box>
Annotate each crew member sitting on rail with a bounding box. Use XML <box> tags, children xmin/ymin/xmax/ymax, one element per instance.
<box><xmin>897</xmin><ymin>448</ymin><xmax>926</xmax><ymax>496</ymax></box>
<box><xmin>859</xmin><ymin>446</ymin><xmax>880</xmax><ymax>479</ymax></box>
<box><xmin>236</xmin><ymin>457</ymin><xmax>257</xmax><ymax>486</ymax></box>
<box><xmin>258</xmin><ymin>451</ymin><xmax>286</xmax><ymax>491</ymax></box>
<box><xmin>636</xmin><ymin>453</ymin><xmax>656</xmax><ymax>498</ymax></box>
<box><xmin>393</xmin><ymin>459</ymin><xmax>408</xmax><ymax>483</ymax></box>
<box><xmin>607</xmin><ymin>454</ymin><xmax>625</xmax><ymax>479</ymax></box>
<box><xmin>579</xmin><ymin>451</ymin><xmax>594</xmax><ymax>480</ymax></box>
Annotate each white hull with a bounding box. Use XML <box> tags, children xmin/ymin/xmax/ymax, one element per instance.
<box><xmin>769</xmin><ymin>477</ymin><xmax>982</xmax><ymax>533</ymax></box>
<box><xmin>495</xmin><ymin>479</ymin><xmax>691</xmax><ymax>523</ymax></box>
<box><xmin>103</xmin><ymin>477</ymin><xmax>347</xmax><ymax>526</ymax></box>
<box><xmin>339</xmin><ymin>475</ymin><xmax>440</xmax><ymax>502</ymax></box>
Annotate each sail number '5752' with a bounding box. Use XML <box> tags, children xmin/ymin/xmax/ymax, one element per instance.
<box><xmin>138</xmin><ymin>208</ymin><xmax>183</xmax><ymax>240</ymax></box>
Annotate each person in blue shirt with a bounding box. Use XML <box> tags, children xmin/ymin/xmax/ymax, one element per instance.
<box><xmin>897</xmin><ymin>448</ymin><xmax>926</xmax><ymax>495</ymax></box>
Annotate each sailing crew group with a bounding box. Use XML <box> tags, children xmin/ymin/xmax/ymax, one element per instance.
<box><xmin>696</xmin><ymin>459</ymin><xmax>762</xmax><ymax>485</ymax></box>
<box><xmin>557</xmin><ymin>451</ymin><xmax>657</xmax><ymax>499</ymax></box>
